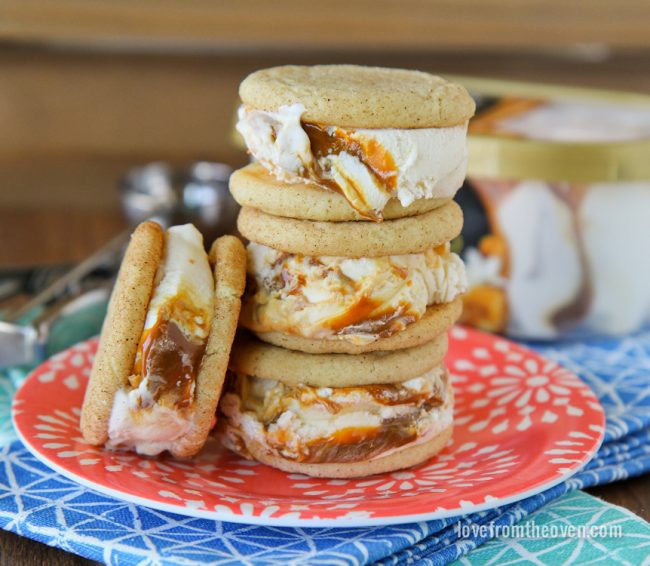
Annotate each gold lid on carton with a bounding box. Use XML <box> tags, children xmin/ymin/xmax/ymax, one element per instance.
<box><xmin>453</xmin><ymin>76</ymin><xmax>650</xmax><ymax>183</ymax></box>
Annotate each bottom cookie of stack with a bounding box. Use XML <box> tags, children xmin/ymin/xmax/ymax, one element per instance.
<box><xmin>217</xmin><ymin>334</ymin><xmax>453</xmax><ymax>478</ymax></box>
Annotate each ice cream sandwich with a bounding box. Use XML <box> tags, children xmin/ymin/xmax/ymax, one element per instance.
<box><xmin>219</xmin><ymin>333</ymin><xmax>453</xmax><ymax>478</ymax></box>
<box><xmin>80</xmin><ymin>222</ymin><xmax>246</xmax><ymax>458</ymax></box>
<box><xmin>236</xmin><ymin>65</ymin><xmax>474</xmax><ymax>220</ymax></box>
<box><xmin>238</xmin><ymin>203</ymin><xmax>467</xmax><ymax>353</ymax></box>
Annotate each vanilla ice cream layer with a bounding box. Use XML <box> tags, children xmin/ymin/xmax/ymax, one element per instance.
<box><xmin>243</xmin><ymin>242</ymin><xmax>467</xmax><ymax>344</ymax></box>
<box><xmin>107</xmin><ymin>388</ymin><xmax>194</xmax><ymax>455</ymax></box>
<box><xmin>236</xmin><ymin>104</ymin><xmax>468</xmax><ymax>219</ymax></box>
<box><xmin>142</xmin><ymin>224</ymin><xmax>214</xmax><ymax>341</ymax></box>
<box><xmin>220</xmin><ymin>366</ymin><xmax>452</xmax><ymax>464</ymax></box>
<box><xmin>107</xmin><ymin>224</ymin><xmax>214</xmax><ymax>455</ymax></box>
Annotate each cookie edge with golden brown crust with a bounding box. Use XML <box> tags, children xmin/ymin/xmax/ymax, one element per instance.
<box><xmin>240</xmin><ymin>65</ymin><xmax>475</xmax><ymax>128</ymax></box>
<box><xmin>237</xmin><ymin>202</ymin><xmax>463</xmax><ymax>258</ymax></box>
<box><xmin>80</xmin><ymin>221</ymin><xmax>164</xmax><ymax>445</ymax></box>
<box><xmin>170</xmin><ymin>235</ymin><xmax>247</xmax><ymax>458</ymax></box>
<box><xmin>230</xmin><ymin>331</ymin><xmax>448</xmax><ymax>387</ymax></box>
<box><xmin>230</xmin><ymin>163</ymin><xmax>452</xmax><ymax>222</ymax></box>
<box><xmin>248</xmin><ymin>298</ymin><xmax>462</xmax><ymax>354</ymax></box>
<box><xmin>229</xmin><ymin>420</ymin><xmax>453</xmax><ymax>478</ymax></box>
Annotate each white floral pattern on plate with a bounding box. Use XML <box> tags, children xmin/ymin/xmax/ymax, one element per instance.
<box><xmin>11</xmin><ymin>327</ymin><xmax>605</xmax><ymax>527</ymax></box>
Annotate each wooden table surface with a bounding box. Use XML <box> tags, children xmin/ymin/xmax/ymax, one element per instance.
<box><xmin>0</xmin><ymin>45</ymin><xmax>649</xmax><ymax>564</ymax></box>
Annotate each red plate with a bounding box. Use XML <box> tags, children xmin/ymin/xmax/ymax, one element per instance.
<box><xmin>12</xmin><ymin>327</ymin><xmax>605</xmax><ymax>527</ymax></box>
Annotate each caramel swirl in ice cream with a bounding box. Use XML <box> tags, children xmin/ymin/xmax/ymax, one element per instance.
<box><xmin>219</xmin><ymin>367</ymin><xmax>451</xmax><ymax>464</ymax></box>
<box><xmin>242</xmin><ymin>242</ymin><xmax>467</xmax><ymax>344</ymax></box>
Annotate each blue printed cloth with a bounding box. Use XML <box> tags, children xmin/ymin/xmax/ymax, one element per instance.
<box><xmin>0</xmin><ymin>318</ymin><xmax>648</xmax><ymax>564</ymax></box>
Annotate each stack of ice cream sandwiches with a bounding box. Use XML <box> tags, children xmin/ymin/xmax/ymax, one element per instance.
<box><xmin>220</xmin><ymin>65</ymin><xmax>475</xmax><ymax>477</ymax></box>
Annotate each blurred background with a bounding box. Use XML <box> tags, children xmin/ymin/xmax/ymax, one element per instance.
<box><xmin>1</xmin><ymin>0</ymin><xmax>649</xmax><ymax>269</ymax></box>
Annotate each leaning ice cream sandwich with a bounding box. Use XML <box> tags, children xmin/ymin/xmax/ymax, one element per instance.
<box><xmin>235</xmin><ymin>65</ymin><xmax>475</xmax><ymax>221</ymax></box>
<box><xmin>219</xmin><ymin>333</ymin><xmax>453</xmax><ymax>478</ymax></box>
<box><xmin>80</xmin><ymin>221</ymin><xmax>246</xmax><ymax>458</ymax></box>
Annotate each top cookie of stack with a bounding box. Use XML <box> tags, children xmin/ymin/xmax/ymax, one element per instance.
<box><xmin>234</xmin><ymin>64</ymin><xmax>474</xmax><ymax>222</ymax></box>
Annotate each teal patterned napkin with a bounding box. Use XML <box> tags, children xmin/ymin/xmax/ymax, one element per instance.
<box><xmin>456</xmin><ymin>490</ymin><xmax>650</xmax><ymax>565</ymax></box>
<box><xmin>0</xmin><ymin>300</ymin><xmax>107</xmax><ymax>443</ymax></box>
